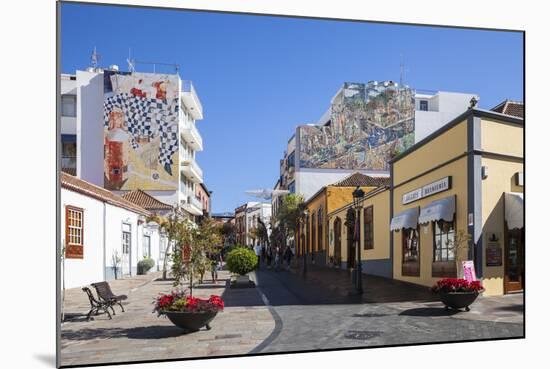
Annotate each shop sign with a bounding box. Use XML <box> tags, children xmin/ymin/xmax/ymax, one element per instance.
<box><xmin>486</xmin><ymin>232</ymin><xmax>502</xmax><ymax>267</ymax></box>
<box><xmin>402</xmin><ymin>176</ymin><xmax>452</xmax><ymax>204</ymax></box>
<box><xmin>462</xmin><ymin>260</ymin><xmax>477</xmax><ymax>282</ymax></box>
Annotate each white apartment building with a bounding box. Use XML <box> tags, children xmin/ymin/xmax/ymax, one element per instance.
<box><xmin>60</xmin><ymin>66</ymin><xmax>206</xmax><ymax>220</ymax></box>
<box><xmin>245</xmin><ymin>202</ymin><xmax>272</xmax><ymax>246</ymax></box>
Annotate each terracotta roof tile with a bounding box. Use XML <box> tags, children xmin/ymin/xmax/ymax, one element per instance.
<box><xmin>60</xmin><ymin>173</ymin><xmax>150</xmax><ymax>216</ymax></box>
<box><xmin>122</xmin><ymin>189</ymin><xmax>173</xmax><ymax>211</ymax></box>
<box><xmin>331</xmin><ymin>172</ymin><xmax>391</xmax><ymax>187</ymax></box>
<box><xmin>491</xmin><ymin>100</ymin><xmax>524</xmax><ymax>118</ymax></box>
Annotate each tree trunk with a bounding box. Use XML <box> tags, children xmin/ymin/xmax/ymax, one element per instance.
<box><xmin>162</xmin><ymin>239</ymin><xmax>172</xmax><ymax>280</ymax></box>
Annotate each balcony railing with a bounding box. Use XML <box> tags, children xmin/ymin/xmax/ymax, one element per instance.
<box><xmin>181</xmin><ymin>80</ymin><xmax>203</xmax><ymax>120</ymax></box>
<box><xmin>61</xmin><ymin>156</ymin><xmax>76</xmax><ymax>170</ymax></box>
<box><xmin>180</xmin><ymin>159</ymin><xmax>203</xmax><ymax>183</ymax></box>
<box><xmin>180</xmin><ymin>117</ymin><xmax>203</xmax><ymax>151</ymax></box>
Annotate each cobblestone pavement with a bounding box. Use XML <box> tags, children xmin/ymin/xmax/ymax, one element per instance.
<box><xmin>251</xmin><ymin>264</ymin><xmax>524</xmax><ymax>353</ymax></box>
<box><xmin>60</xmin><ymin>264</ymin><xmax>523</xmax><ymax>366</ymax></box>
<box><xmin>60</xmin><ymin>270</ymin><xmax>274</xmax><ymax>367</ymax></box>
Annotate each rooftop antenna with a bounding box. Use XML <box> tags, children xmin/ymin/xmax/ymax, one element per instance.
<box><xmin>127</xmin><ymin>48</ymin><xmax>135</xmax><ymax>72</ymax></box>
<box><xmin>90</xmin><ymin>46</ymin><xmax>100</xmax><ymax>70</ymax></box>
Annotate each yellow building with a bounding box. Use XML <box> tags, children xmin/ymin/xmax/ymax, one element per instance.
<box><xmin>296</xmin><ymin>173</ymin><xmax>389</xmax><ymax>265</ymax></box>
<box><xmin>390</xmin><ymin>108</ymin><xmax>523</xmax><ymax>296</ymax></box>
<box><xmin>327</xmin><ymin>186</ymin><xmax>392</xmax><ymax>277</ymax></box>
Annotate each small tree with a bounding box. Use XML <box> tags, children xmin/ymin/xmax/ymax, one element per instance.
<box><xmin>220</xmin><ymin>222</ymin><xmax>236</xmax><ymax>246</ymax></box>
<box><xmin>447</xmin><ymin>228</ymin><xmax>472</xmax><ymax>278</ymax></box>
<box><xmin>151</xmin><ymin>206</ymin><xmax>187</xmax><ymax>280</ymax></box>
<box><xmin>276</xmin><ymin>194</ymin><xmax>305</xmax><ymax>250</ymax></box>
<box><xmin>111</xmin><ymin>250</ymin><xmax>121</xmax><ymax>279</ymax></box>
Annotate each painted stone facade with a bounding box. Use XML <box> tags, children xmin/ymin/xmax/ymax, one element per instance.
<box><xmin>103</xmin><ymin>71</ymin><xmax>181</xmax><ymax>191</ymax></box>
<box><xmin>298</xmin><ymin>81</ymin><xmax>415</xmax><ymax>170</ymax></box>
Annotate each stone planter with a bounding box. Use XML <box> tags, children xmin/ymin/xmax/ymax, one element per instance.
<box><xmin>439</xmin><ymin>291</ymin><xmax>479</xmax><ymax>311</ymax></box>
<box><xmin>236</xmin><ymin>275</ymin><xmax>250</xmax><ymax>285</ymax></box>
<box><xmin>163</xmin><ymin>311</ymin><xmax>218</xmax><ymax>332</ymax></box>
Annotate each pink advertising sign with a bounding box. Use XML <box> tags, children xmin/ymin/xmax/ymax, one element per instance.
<box><xmin>462</xmin><ymin>260</ymin><xmax>477</xmax><ymax>282</ymax></box>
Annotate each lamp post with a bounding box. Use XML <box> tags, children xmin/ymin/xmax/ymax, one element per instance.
<box><xmin>303</xmin><ymin>208</ymin><xmax>309</xmax><ymax>276</ymax></box>
<box><xmin>352</xmin><ymin>186</ymin><xmax>365</xmax><ymax>294</ymax></box>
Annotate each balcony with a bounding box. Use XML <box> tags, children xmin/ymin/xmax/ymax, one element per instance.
<box><xmin>180</xmin><ymin>120</ymin><xmax>203</xmax><ymax>151</ymax></box>
<box><xmin>181</xmin><ymin>193</ymin><xmax>203</xmax><ymax>216</ymax></box>
<box><xmin>180</xmin><ymin>159</ymin><xmax>203</xmax><ymax>183</ymax></box>
<box><xmin>181</xmin><ymin>81</ymin><xmax>203</xmax><ymax>120</ymax></box>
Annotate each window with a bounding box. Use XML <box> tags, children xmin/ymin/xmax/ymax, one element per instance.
<box><xmin>419</xmin><ymin>100</ymin><xmax>428</xmax><ymax>111</ymax></box>
<box><xmin>122</xmin><ymin>224</ymin><xmax>131</xmax><ymax>255</ymax></box>
<box><xmin>363</xmin><ymin>206</ymin><xmax>374</xmax><ymax>249</ymax></box>
<box><xmin>402</xmin><ymin>228</ymin><xmax>420</xmax><ymax>276</ymax></box>
<box><xmin>318</xmin><ymin>209</ymin><xmax>323</xmax><ymax>251</ymax></box>
<box><xmin>62</xmin><ymin>95</ymin><xmax>76</xmax><ymax>117</ymax></box>
<box><xmin>311</xmin><ymin>211</ymin><xmax>316</xmax><ymax>252</ymax></box>
<box><xmin>143</xmin><ymin>235</ymin><xmax>151</xmax><ymax>258</ymax></box>
<box><xmin>65</xmin><ymin>206</ymin><xmax>84</xmax><ymax>258</ymax></box>
<box><xmin>287</xmin><ymin>151</ymin><xmax>295</xmax><ymax>168</ymax></box>
<box><xmin>433</xmin><ymin>220</ymin><xmax>455</xmax><ymax>262</ymax></box>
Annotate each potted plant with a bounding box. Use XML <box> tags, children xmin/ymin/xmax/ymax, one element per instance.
<box><xmin>226</xmin><ymin>246</ymin><xmax>258</xmax><ymax>286</ymax></box>
<box><xmin>153</xmin><ymin>290</ymin><xmax>224</xmax><ymax>332</ymax></box>
<box><xmin>431</xmin><ymin>278</ymin><xmax>484</xmax><ymax>311</ymax></box>
<box><xmin>137</xmin><ymin>257</ymin><xmax>155</xmax><ymax>275</ymax></box>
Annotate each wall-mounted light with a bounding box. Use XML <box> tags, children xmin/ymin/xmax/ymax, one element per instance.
<box><xmin>481</xmin><ymin>166</ymin><xmax>489</xmax><ymax>179</ymax></box>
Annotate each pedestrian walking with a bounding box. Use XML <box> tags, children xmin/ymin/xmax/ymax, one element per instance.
<box><xmin>254</xmin><ymin>243</ymin><xmax>262</xmax><ymax>270</ymax></box>
<box><xmin>210</xmin><ymin>251</ymin><xmax>223</xmax><ymax>284</ymax></box>
<box><xmin>266</xmin><ymin>247</ymin><xmax>273</xmax><ymax>269</ymax></box>
<box><xmin>284</xmin><ymin>245</ymin><xmax>293</xmax><ymax>270</ymax></box>
<box><xmin>274</xmin><ymin>246</ymin><xmax>281</xmax><ymax>271</ymax></box>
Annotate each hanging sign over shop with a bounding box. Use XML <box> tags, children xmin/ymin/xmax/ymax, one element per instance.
<box><xmin>402</xmin><ymin>176</ymin><xmax>452</xmax><ymax>205</ymax></box>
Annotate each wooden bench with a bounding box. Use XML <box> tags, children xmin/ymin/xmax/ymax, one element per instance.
<box><xmin>91</xmin><ymin>281</ymin><xmax>128</xmax><ymax>313</ymax></box>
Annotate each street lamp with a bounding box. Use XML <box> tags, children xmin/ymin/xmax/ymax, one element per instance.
<box><xmin>303</xmin><ymin>208</ymin><xmax>309</xmax><ymax>276</ymax></box>
<box><xmin>352</xmin><ymin>186</ymin><xmax>365</xmax><ymax>294</ymax></box>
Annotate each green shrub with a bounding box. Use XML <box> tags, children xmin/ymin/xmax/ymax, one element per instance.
<box><xmin>226</xmin><ymin>247</ymin><xmax>257</xmax><ymax>275</ymax></box>
<box><xmin>137</xmin><ymin>257</ymin><xmax>155</xmax><ymax>275</ymax></box>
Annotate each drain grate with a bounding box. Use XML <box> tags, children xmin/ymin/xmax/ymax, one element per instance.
<box><xmin>344</xmin><ymin>330</ymin><xmax>382</xmax><ymax>341</ymax></box>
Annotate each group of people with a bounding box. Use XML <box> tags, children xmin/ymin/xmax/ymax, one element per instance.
<box><xmin>253</xmin><ymin>243</ymin><xmax>295</xmax><ymax>271</ymax></box>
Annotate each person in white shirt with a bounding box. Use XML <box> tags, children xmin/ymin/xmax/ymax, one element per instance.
<box><xmin>254</xmin><ymin>243</ymin><xmax>262</xmax><ymax>269</ymax></box>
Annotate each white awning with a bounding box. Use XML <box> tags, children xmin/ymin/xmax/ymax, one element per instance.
<box><xmin>505</xmin><ymin>192</ymin><xmax>524</xmax><ymax>229</ymax></box>
<box><xmin>390</xmin><ymin>207</ymin><xmax>419</xmax><ymax>231</ymax></box>
<box><xmin>418</xmin><ymin>195</ymin><xmax>455</xmax><ymax>224</ymax></box>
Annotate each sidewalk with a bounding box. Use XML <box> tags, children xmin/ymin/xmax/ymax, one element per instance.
<box><xmin>62</xmin><ymin>271</ymin><xmax>162</xmax><ymax>321</ymax></box>
<box><xmin>60</xmin><ymin>270</ymin><xmax>275</xmax><ymax>367</ymax></box>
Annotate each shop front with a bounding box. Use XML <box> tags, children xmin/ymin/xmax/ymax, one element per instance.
<box><xmin>390</xmin><ymin>108</ymin><xmax>523</xmax><ymax>296</ymax></box>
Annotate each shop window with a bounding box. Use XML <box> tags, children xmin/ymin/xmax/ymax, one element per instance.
<box><xmin>402</xmin><ymin>228</ymin><xmax>420</xmax><ymax>276</ymax></box>
<box><xmin>432</xmin><ymin>219</ymin><xmax>457</xmax><ymax>278</ymax></box>
<box><xmin>65</xmin><ymin>206</ymin><xmax>84</xmax><ymax>259</ymax></box>
<box><xmin>363</xmin><ymin>206</ymin><xmax>374</xmax><ymax>249</ymax></box>
<box><xmin>433</xmin><ymin>220</ymin><xmax>456</xmax><ymax>262</ymax></box>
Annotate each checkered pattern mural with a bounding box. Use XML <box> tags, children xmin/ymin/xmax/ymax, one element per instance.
<box><xmin>104</xmin><ymin>93</ymin><xmax>179</xmax><ymax>175</ymax></box>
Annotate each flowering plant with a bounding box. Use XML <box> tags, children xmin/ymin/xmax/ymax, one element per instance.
<box><xmin>431</xmin><ymin>278</ymin><xmax>484</xmax><ymax>294</ymax></box>
<box><xmin>153</xmin><ymin>290</ymin><xmax>224</xmax><ymax>316</ymax></box>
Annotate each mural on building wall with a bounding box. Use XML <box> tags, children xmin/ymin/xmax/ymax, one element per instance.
<box><xmin>103</xmin><ymin>71</ymin><xmax>180</xmax><ymax>190</ymax></box>
<box><xmin>299</xmin><ymin>81</ymin><xmax>415</xmax><ymax>171</ymax></box>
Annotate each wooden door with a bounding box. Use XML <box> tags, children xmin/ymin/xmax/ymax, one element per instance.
<box><xmin>334</xmin><ymin>217</ymin><xmax>342</xmax><ymax>265</ymax></box>
<box><xmin>504</xmin><ymin>227</ymin><xmax>524</xmax><ymax>293</ymax></box>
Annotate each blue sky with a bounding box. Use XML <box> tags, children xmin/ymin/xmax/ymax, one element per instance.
<box><xmin>61</xmin><ymin>3</ymin><xmax>523</xmax><ymax>213</ymax></box>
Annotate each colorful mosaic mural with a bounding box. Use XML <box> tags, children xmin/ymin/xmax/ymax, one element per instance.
<box><xmin>103</xmin><ymin>71</ymin><xmax>180</xmax><ymax>190</ymax></box>
<box><xmin>299</xmin><ymin>81</ymin><xmax>415</xmax><ymax>171</ymax></box>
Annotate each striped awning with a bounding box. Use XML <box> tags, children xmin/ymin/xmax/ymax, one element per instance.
<box><xmin>390</xmin><ymin>207</ymin><xmax>419</xmax><ymax>231</ymax></box>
